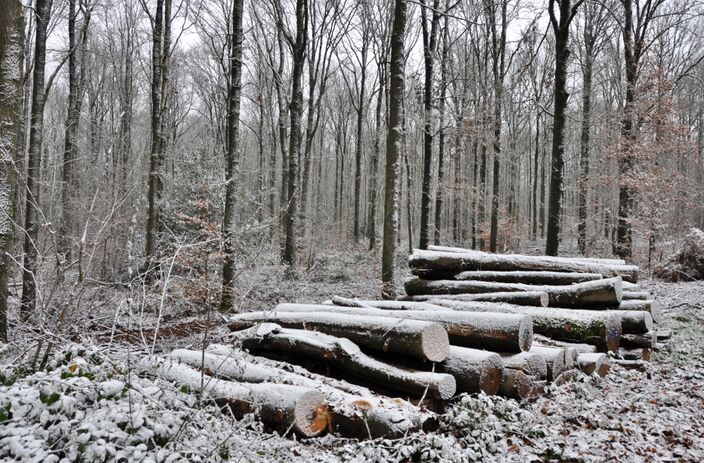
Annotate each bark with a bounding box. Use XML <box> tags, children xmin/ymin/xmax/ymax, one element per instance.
<box><xmin>546</xmin><ymin>0</ymin><xmax>582</xmax><ymax>255</ymax></box>
<box><xmin>353</xmin><ymin>33</ymin><xmax>368</xmax><ymax>242</ymax></box>
<box><xmin>229</xmin><ymin>310</ymin><xmax>449</xmax><ymax>362</ymax></box>
<box><xmin>609</xmin><ymin>310</ymin><xmax>652</xmax><ymax>333</ymax></box>
<box><xmin>0</xmin><ymin>0</ymin><xmax>24</xmax><ymax>341</ymax></box>
<box><xmin>499</xmin><ymin>352</ymin><xmax>548</xmax><ymax>379</ymax></box>
<box><xmin>529</xmin><ymin>345</ymin><xmax>571</xmax><ymax>381</ymax></box>
<box><xmin>405</xmin><ymin>276</ymin><xmax>624</xmax><ymax>309</ymax></box>
<box><xmin>229</xmin><ymin>323</ymin><xmax>456</xmax><ymax>400</ymax></box>
<box><xmin>433</xmin><ymin>15</ymin><xmax>449</xmax><ymax>245</ymax></box>
<box><xmin>622</xmin><ymin>291</ymin><xmax>649</xmax><ymax>300</ymax></box>
<box><xmin>220</xmin><ymin>0</ymin><xmax>245</xmax><ymax>311</ymax></box>
<box><xmin>424</xmin><ymin>300</ymin><xmax>622</xmax><ymax>352</ymax></box>
<box><xmin>411</xmin><ymin>269</ymin><xmax>604</xmax><ymax>285</ymax></box>
<box><xmin>418</xmin><ymin>0</ymin><xmax>440</xmax><ymax>250</ymax></box>
<box><xmin>381</xmin><ymin>0</ymin><xmax>407</xmax><ymax>297</ymax></box>
<box><xmin>368</xmin><ymin>56</ymin><xmax>385</xmax><ymax>250</ymax></box>
<box><xmin>282</xmin><ymin>0</ymin><xmax>308</xmax><ymax>268</ymax></box>
<box><xmin>410</xmin><ymin>249</ymin><xmax>639</xmax><ymax>282</ymax></box>
<box><xmin>577</xmin><ymin>8</ymin><xmax>595</xmax><ymax>254</ymax></box>
<box><xmin>144</xmin><ymin>0</ymin><xmax>171</xmax><ymax>277</ymax></box>
<box><xmin>439</xmin><ymin>346</ymin><xmax>503</xmax><ymax>395</ymax></box>
<box><xmin>145</xmin><ymin>356</ymin><xmax>327</xmax><ymax>437</ymax></box>
<box><xmin>499</xmin><ymin>369</ymin><xmax>543</xmax><ymax>400</ymax></box>
<box><xmin>408</xmin><ymin>291</ymin><xmax>549</xmax><ymax>307</ymax></box>
<box><xmin>620</xmin><ymin>331</ymin><xmax>656</xmax><ymax>349</ymax></box>
<box><xmin>20</xmin><ymin>0</ymin><xmax>52</xmax><ymax>320</ymax></box>
<box><xmin>59</xmin><ymin>0</ymin><xmax>91</xmax><ymax>261</ymax></box>
<box><xmin>275</xmin><ymin>303</ymin><xmax>533</xmax><ymax>353</ymax></box>
<box><xmin>170</xmin><ymin>348</ymin><xmax>433</xmax><ymax>438</ymax></box>
<box><xmin>617</xmin><ymin>300</ymin><xmax>662</xmax><ymax>322</ymax></box>
<box><xmin>576</xmin><ymin>352</ymin><xmax>610</xmax><ymax>376</ymax></box>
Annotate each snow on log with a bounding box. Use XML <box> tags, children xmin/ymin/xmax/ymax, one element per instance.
<box><xmin>411</xmin><ymin>269</ymin><xmax>603</xmax><ymax>285</ymax></box>
<box><xmin>576</xmin><ymin>353</ymin><xmax>610</xmax><ymax>377</ymax></box>
<box><xmin>499</xmin><ymin>369</ymin><xmax>544</xmax><ymax>400</ymax></box>
<box><xmin>622</xmin><ymin>291</ymin><xmax>649</xmax><ymax>301</ymax></box>
<box><xmin>424</xmin><ymin>300</ymin><xmax>622</xmax><ymax>352</ymax></box>
<box><xmin>274</xmin><ymin>303</ymin><xmax>532</xmax><ymax>353</ymax></box>
<box><xmin>409</xmin><ymin>249</ymin><xmax>639</xmax><ymax>283</ymax></box>
<box><xmin>228</xmin><ymin>324</ymin><xmax>457</xmax><ymax>400</ymax></box>
<box><xmin>499</xmin><ymin>352</ymin><xmax>548</xmax><ymax>379</ymax></box>
<box><xmin>620</xmin><ymin>331</ymin><xmax>656</xmax><ymax>349</ymax></box>
<box><xmin>440</xmin><ymin>346</ymin><xmax>503</xmax><ymax>395</ymax></box>
<box><xmin>608</xmin><ymin>310</ymin><xmax>653</xmax><ymax>333</ymax></box>
<box><xmin>528</xmin><ymin>346</ymin><xmax>570</xmax><ymax>381</ymax></box>
<box><xmin>617</xmin><ymin>300</ymin><xmax>662</xmax><ymax>323</ymax></box>
<box><xmin>169</xmin><ymin>348</ymin><xmax>432</xmax><ymax>438</ymax></box>
<box><xmin>407</xmin><ymin>291</ymin><xmax>549</xmax><ymax>307</ymax></box>
<box><xmin>329</xmin><ymin>298</ymin><xmax>447</xmax><ymax>312</ymax></box>
<box><xmin>622</xmin><ymin>281</ymin><xmax>642</xmax><ymax>291</ymax></box>
<box><xmin>532</xmin><ymin>336</ymin><xmax>598</xmax><ymax>355</ymax></box>
<box><xmin>228</xmin><ymin>311</ymin><xmax>449</xmax><ymax>362</ymax></box>
<box><xmin>426</xmin><ymin>245</ymin><xmax>627</xmax><ymax>266</ymax></box>
<box><xmin>145</xmin><ymin>356</ymin><xmax>328</xmax><ymax>437</ymax></box>
<box><xmin>405</xmin><ymin>277</ymin><xmax>624</xmax><ymax>309</ymax></box>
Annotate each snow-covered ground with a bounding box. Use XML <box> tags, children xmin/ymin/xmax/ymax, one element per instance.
<box><xmin>1</xmin><ymin>252</ymin><xmax>703</xmax><ymax>462</ymax></box>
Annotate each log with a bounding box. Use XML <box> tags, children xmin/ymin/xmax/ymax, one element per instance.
<box><xmin>408</xmin><ymin>291</ymin><xmax>549</xmax><ymax>307</ymax></box>
<box><xmin>329</xmin><ymin>298</ymin><xmax>447</xmax><ymax>312</ymax></box>
<box><xmin>169</xmin><ymin>348</ymin><xmax>432</xmax><ymax>438</ymax></box>
<box><xmin>576</xmin><ymin>353</ymin><xmax>610</xmax><ymax>377</ymax></box>
<box><xmin>426</xmin><ymin>245</ymin><xmax>627</xmax><ymax>266</ymax></box>
<box><xmin>622</xmin><ymin>291</ymin><xmax>650</xmax><ymax>301</ymax></box>
<box><xmin>609</xmin><ymin>310</ymin><xmax>653</xmax><ymax>333</ymax></box>
<box><xmin>621</xmin><ymin>281</ymin><xmax>642</xmax><ymax>291</ymax></box>
<box><xmin>274</xmin><ymin>303</ymin><xmax>532</xmax><ymax>353</ymax></box>
<box><xmin>424</xmin><ymin>299</ymin><xmax>622</xmax><ymax>352</ymax></box>
<box><xmin>405</xmin><ymin>277</ymin><xmax>624</xmax><ymax>309</ymax></box>
<box><xmin>228</xmin><ymin>311</ymin><xmax>449</xmax><ymax>362</ymax></box>
<box><xmin>440</xmin><ymin>346</ymin><xmax>503</xmax><ymax>395</ymax></box>
<box><xmin>410</xmin><ymin>249</ymin><xmax>639</xmax><ymax>282</ymax></box>
<box><xmin>618</xmin><ymin>300</ymin><xmax>662</xmax><ymax>323</ymax></box>
<box><xmin>620</xmin><ymin>331</ymin><xmax>656</xmax><ymax>349</ymax></box>
<box><xmin>229</xmin><ymin>324</ymin><xmax>457</xmax><ymax>400</ymax></box>
<box><xmin>619</xmin><ymin>347</ymin><xmax>651</xmax><ymax>361</ymax></box>
<box><xmin>145</xmin><ymin>356</ymin><xmax>327</xmax><ymax>437</ymax></box>
<box><xmin>411</xmin><ymin>269</ymin><xmax>604</xmax><ymax>285</ymax></box>
<box><xmin>529</xmin><ymin>346</ymin><xmax>569</xmax><ymax>381</ymax></box>
<box><xmin>613</xmin><ymin>359</ymin><xmax>646</xmax><ymax>371</ymax></box>
<box><xmin>499</xmin><ymin>369</ymin><xmax>544</xmax><ymax>400</ymax></box>
<box><xmin>656</xmin><ymin>329</ymin><xmax>672</xmax><ymax>340</ymax></box>
<box><xmin>499</xmin><ymin>352</ymin><xmax>548</xmax><ymax>379</ymax></box>
<box><xmin>532</xmin><ymin>335</ymin><xmax>598</xmax><ymax>354</ymax></box>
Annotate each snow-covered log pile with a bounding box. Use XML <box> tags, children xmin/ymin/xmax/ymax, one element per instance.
<box><xmin>404</xmin><ymin>246</ymin><xmax>661</xmax><ymax>360</ymax></box>
<box><xmin>149</xmin><ymin>246</ymin><xmax>667</xmax><ymax>440</ymax></box>
<box><xmin>653</xmin><ymin>228</ymin><xmax>704</xmax><ymax>282</ymax></box>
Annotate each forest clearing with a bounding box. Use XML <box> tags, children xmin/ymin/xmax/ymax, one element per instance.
<box><xmin>2</xmin><ymin>0</ymin><xmax>704</xmax><ymax>461</ymax></box>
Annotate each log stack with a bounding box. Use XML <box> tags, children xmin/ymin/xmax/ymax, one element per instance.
<box><xmin>148</xmin><ymin>246</ymin><xmax>664</xmax><ymax>440</ymax></box>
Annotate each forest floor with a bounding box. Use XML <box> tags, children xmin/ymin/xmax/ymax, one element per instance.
<box><xmin>1</xmin><ymin>248</ymin><xmax>704</xmax><ymax>462</ymax></box>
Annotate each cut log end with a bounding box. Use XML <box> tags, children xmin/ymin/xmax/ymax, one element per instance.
<box><xmin>422</xmin><ymin>323</ymin><xmax>451</xmax><ymax>362</ymax></box>
<box><xmin>519</xmin><ymin>317</ymin><xmax>533</xmax><ymax>352</ymax></box>
<box><xmin>605</xmin><ymin>314</ymin><xmax>623</xmax><ymax>353</ymax></box>
<box><xmin>436</xmin><ymin>375</ymin><xmax>458</xmax><ymax>400</ymax></box>
<box><xmin>294</xmin><ymin>391</ymin><xmax>329</xmax><ymax>437</ymax></box>
<box><xmin>479</xmin><ymin>361</ymin><xmax>503</xmax><ymax>395</ymax></box>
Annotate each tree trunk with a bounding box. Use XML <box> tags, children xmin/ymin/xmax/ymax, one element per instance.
<box><xmin>230</xmin><ymin>323</ymin><xmax>456</xmax><ymax>400</ymax></box>
<box><xmin>418</xmin><ymin>0</ymin><xmax>440</xmax><ymax>250</ymax></box>
<box><xmin>411</xmin><ymin>269</ymin><xmax>603</xmax><ymax>285</ymax></box>
<box><xmin>381</xmin><ymin>0</ymin><xmax>407</xmax><ymax>298</ymax></box>
<box><xmin>171</xmin><ymin>348</ymin><xmax>433</xmax><ymax>438</ymax></box>
<box><xmin>499</xmin><ymin>352</ymin><xmax>548</xmax><ymax>379</ymax></box>
<box><xmin>440</xmin><ymin>346</ymin><xmax>503</xmax><ymax>395</ymax></box>
<box><xmin>577</xmin><ymin>23</ymin><xmax>594</xmax><ymax>254</ymax></box>
<box><xmin>147</xmin><ymin>356</ymin><xmax>327</xmax><ymax>437</ymax></box>
<box><xmin>409</xmin><ymin>249</ymin><xmax>639</xmax><ymax>282</ymax></box>
<box><xmin>282</xmin><ymin>0</ymin><xmax>308</xmax><ymax>268</ymax></box>
<box><xmin>275</xmin><ymin>303</ymin><xmax>533</xmax><ymax>353</ymax></box>
<box><xmin>0</xmin><ymin>0</ymin><xmax>24</xmax><ymax>341</ymax></box>
<box><xmin>220</xmin><ymin>0</ymin><xmax>245</xmax><ymax>311</ymax></box>
<box><xmin>410</xmin><ymin>291</ymin><xmax>549</xmax><ymax>307</ymax></box>
<box><xmin>433</xmin><ymin>16</ymin><xmax>449</xmax><ymax>245</ymax></box>
<box><xmin>424</xmin><ymin>300</ymin><xmax>622</xmax><ymax>352</ymax></box>
<box><xmin>546</xmin><ymin>0</ymin><xmax>580</xmax><ymax>256</ymax></box>
<box><xmin>229</xmin><ymin>310</ymin><xmax>450</xmax><ymax>362</ymax></box>
<box><xmin>20</xmin><ymin>0</ymin><xmax>52</xmax><ymax>321</ymax></box>
<box><xmin>353</xmin><ymin>36</ymin><xmax>368</xmax><ymax>242</ymax></box>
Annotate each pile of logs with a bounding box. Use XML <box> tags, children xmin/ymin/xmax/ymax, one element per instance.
<box><xmin>150</xmin><ymin>246</ymin><xmax>663</xmax><ymax>440</ymax></box>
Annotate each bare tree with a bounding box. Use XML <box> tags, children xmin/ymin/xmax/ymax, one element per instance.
<box><xmin>0</xmin><ymin>0</ymin><xmax>24</xmax><ymax>341</ymax></box>
<box><xmin>545</xmin><ymin>0</ymin><xmax>584</xmax><ymax>256</ymax></box>
<box><xmin>220</xmin><ymin>0</ymin><xmax>245</xmax><ymax>312</ymax></box>
<box><xmin>381</xmin><ymin>0</ymin><xmax>407</xmax><ymax>298</ymax></box>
